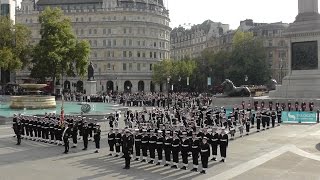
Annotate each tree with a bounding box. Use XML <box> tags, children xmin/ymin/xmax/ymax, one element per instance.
<box><xmin>0</xmin><ymin>16</ymin><xmax>32</xmax><ymax>72</ymax></box>
<box><xmin>30</xmin><ymin>7</ymin><xmax>90</xmax><ymax>92</ymax></box>
<box><xmin>226</xmin><ymin>31</ymin><xmax>270</xmax><ymax>86</ymax></box>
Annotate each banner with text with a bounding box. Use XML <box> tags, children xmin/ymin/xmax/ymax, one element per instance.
<box><xmin>281</xmin><ymin>111</ymin><xmax>317</xmax><ymax>123</ymax></box>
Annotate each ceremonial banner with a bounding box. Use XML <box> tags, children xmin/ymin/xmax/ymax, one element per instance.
<box><xmin>281</xmin><ymin>111</ymin><xmax>317</xmax><ymax>123</ymax></box>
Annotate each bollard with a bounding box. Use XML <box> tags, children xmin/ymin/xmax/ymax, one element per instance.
<box><xmin>317</xmin><ymin>110</ymin><xmax>320</xmax><ymax>123</ymax></box>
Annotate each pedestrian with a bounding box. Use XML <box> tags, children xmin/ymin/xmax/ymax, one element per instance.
<box><xmin>82</xmin><ymin>121</ymin><xmax>89</xmax><ymax>150</ymax></box>
<box><xmin>62</xmin><ymin>123</ymin><xmax>71</xmax><ymax>154</ymax></box>
<box><xmin>94</xmin><ymin>124</ymin><xmax>101</xmax><ymax>153</ymax></box>
<box><xmin>123</xmin><ymin>129</ymin><xmax>134</xmax><ymax>169</ymax></box>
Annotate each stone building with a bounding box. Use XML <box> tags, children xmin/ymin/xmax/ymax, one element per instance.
<box><xmin>16</xmin><ymin>0</ymin><xmax>171</xmax><ymax>93</ymax></box>
<box><xmin>170</xmin><ymin>20</ymin><xmax>229</xmax><ymax>60</ymax></box>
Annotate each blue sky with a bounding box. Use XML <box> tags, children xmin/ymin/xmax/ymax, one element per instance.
<box><xmin>17</xmin><ymin>0</ymin><xmax>300</xmax><ymax>29</ymax></box>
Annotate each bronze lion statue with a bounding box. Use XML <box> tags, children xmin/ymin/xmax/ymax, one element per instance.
<box><xmin>221</xmin><ymin>79</ymin><xmax>251</xmax><ymax>97</ymax></box>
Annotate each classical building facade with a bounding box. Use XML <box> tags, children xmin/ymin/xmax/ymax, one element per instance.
<box><xmin>16</xmin><ymin>0</ymin><xmax>170</xmax><ymax>93</ymax></box>
<box><xmin>170</xmin><ymin>20</ymin><xmax>229</xmax><ymax>60</ymax></box>
<box><xmin>207</xmin><ymin>19</ymin><xmax>289</xmax><ymax>83</ymax></box>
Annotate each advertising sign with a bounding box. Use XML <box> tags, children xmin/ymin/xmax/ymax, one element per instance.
<box><xmin>281</xmin><ymin>111</ymin><xmax>317</xmax><ymax>123</ymax></box>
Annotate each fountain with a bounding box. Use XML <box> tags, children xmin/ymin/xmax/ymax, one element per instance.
<box><xmin>10</xmin><ymin>84</ymin><xmax>56</xmax><ymax>109</ymax></box>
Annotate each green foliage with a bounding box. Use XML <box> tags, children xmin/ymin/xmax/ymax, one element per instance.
<box><xmin>0</xmin><ymin>16</ymin><xmax>32</xmax><ymax>71</ymax></box>
<box><xmin>30</xmin><ymin>7</ymin><xmax>90</xmax><ymax>83</ymax></box>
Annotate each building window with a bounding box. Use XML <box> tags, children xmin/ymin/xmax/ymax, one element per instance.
<box><xmin>113</xmin><ymin>40</ymin><xmax>117</xmax><ymax>46</ymax></box>
<box><xmin>137</xmin><ymin>41</ymin><xmax>141</xmax><ymax>46</ymax></box>
<box><xmin>123</xmin><ymin>63</ymin><xmax>127</xmax><ymax>71</ymax></box>
<box><xmin>123</xmin><ymin>51</ymin><xmax>127</xmax><ymax>57</ymax></box>
<box><xmin>129</xmin><ymin>51</ymin><xmax>132</xmax><ymax>58</ymax></box>
<box><xmin>89</xmin><ymin>29</ymin><xmax>92</xmax><ymax>34</ymax></box>
<box><xmin>150</xmin><ymin>64</ymin><xmax>153</xmax><ymax>71</ymax></box>
<box><xmin>103</xmin><ymin>40</ymin><xmax>106</xmax><ymax>46</ymax></box>
<box><xmin>150</xmin><ymin>52</ymin><xmax>153</xmax><ymax>58</ymax></box>
<box><xmin>129</xmin><ymin>63</ymin><xmax>132</xmax><ymax>71</ymax></box>
<box><xmin>129</xmin><ymin>40</ymin><xmax>132</xmax><ymax>46</ymax></box>
<box><xmin>124</xmin><ymin>28</ymin><xmax>127</xmax><ymax>34</ymax></box>
<box><xmin>137</xmin><ymin>52</ymin><xmax>141</xmax><ymax>58</ymax></box>
<box><xmin>94</xmin><ymin>40</ymin><xmax>97</xmax><ymax>47</ymax></box>
<box><xmin>108</xmin><ymin>40</ymin><xmax>112</xmax><ymax>47</ymax></box>
<box><xmin>108</xmin><ymin>29</ymin><xmax>111</xmax><ymax>34</ymax></box>
<box><xmin>269</xmin><ymin>40</ymin><xmax>273</xmax><ymax>47</ymax></box>
<box><xmin>137</xmin><ymin>63</ymin><xmax>141</xmax><ymax>71</ymax></box>
<box><xmin>107</xmin><ymin>63</ymin><xmax>111</xmax><ymax>70</ymax></box>
<box><xmin>123</xmin><ymin>39</ymin><xmax>127</xmax><ymax>46</ymax></box>
<box><xmin>142</xmin><ymin>52</ymin><xmax>146</xmax><ymax>58</ymax></box>
<box><xmin>103</xmin><ymin>29</ymin><xmax>106</xmax><ymax>34</ymax></box>
<box><xmin>154</xmin><ymin>52</ymin><xmax>157</xmax><ymax>58</ymax></box>
<box><xmin>94</xmin><ymin>29</ymin><xmax>97</xmax><ymax>34</ymax></box>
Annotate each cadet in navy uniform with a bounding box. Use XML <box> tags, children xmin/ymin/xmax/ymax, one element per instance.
<box><xmin>171</xmin><ymin>132</ymin><xmax>180</xmax><ymax>169</ymax></box>
<box><xmin>164</xmin><ymin>131</ymin><xmax>173</xmax><ymax>166</ymax></box>
<box><xmin>219</xmin><ymin>127</ymin><xmax>229</xmax><ymax>162</ymax></box>
<box><xmin>156</xmin><ymin>130</ymin><xmax>164</xmax><ymax>165</ymax></box>
<box><xmin>134</xmin><ymin>129</ymin><xmax>142</xmax><ymax>161</ymax></box>
<box><xmin>115</xmin><ymin>128</ymin><xmax>122</xmax><ymax>157</ymax></box>
<box><xmin>94</xmin><ymin>124</ymin><xmax>101</xmax><ymax>153</ymax></box>
<box><xmin>180</xmin><ymin>132</ymin><xmax>190</xmax><ymax>170</ymax></box>
<box><xmin>71</xmin><ymin>121</ymin><xmax>78</xmax><ymax>148</ymax></box>
<box><xmin>200</xmin><ymin>137</ymin><xmax>210</xmax><ymax>174</ymax></box>
<box><xmin>108</xmin><ymin>128</ymin><xmax>115</xmax><ymax>156</ymax></box>
<box><xmin>62</xmin><ymin>123</ymin><xmax>71</xmax><ymax>154</ymax></box>
<box><xmin>245</xmin><ymin>118</ymin><xmax>251</xmax><ymax>135</ymax></box>
<box><xmin>15</xmin><ymin>119</ymin><xmax>22</xmax><ymax>145</ymax></box>
<box><xmin>82</xmin><ymin>121</ymin><xmax>89</xmax><ymax>150</ymax></box>
<box><xmin>123</xmin><ymin>129</ymin><xmax>134</xmax><ymax>169</ymax></box>
<box><xmin>211</xmin><ymin>129</ymin><xmax>219</xmax><ymax>161</ymax></box>
<box><xmin>148</xmin><ymin>130</ymin><xmax>157</xmax><ymax>164</ymax></box>
<box><xmin>256</xmin><ymin>111</ymin><xmax>261</xmax><ymax>132</ymax></box>
<box><xmin>271</xmin><ymin>110</ymin><xmax>277</xmax><ymax>128</ymax></box>
<box><xmin>141</xmin><ymin>129</ymin><xmax>149</xmax><ymax>162</ymax></box>
<box><xmin>191</xmin><ymin>132</ymin><xmax>200</xmax><ymax>172</ymax></box>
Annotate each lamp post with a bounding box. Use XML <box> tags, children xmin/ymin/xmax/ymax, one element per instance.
<box><xmin>280</xmin><ymin>58</ymin><xmax>283</xmax><ymax>84</ymax></box>
<box><xmin>178</xmin><ymin>76</ymin><xmax>181</xmax><ymax>92</ymax></box>
<box><xmin>167</xmin><ymin>76</ymin><xmax>171</xmax><ymax>109</ymax></box>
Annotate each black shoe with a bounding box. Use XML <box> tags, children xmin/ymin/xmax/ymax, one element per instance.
<box><xmin>181</xmin><ymin>166</ymin><xmax>187</xmax><ymax>170</ymax></box>
<box><xmin>156</xmin><ymin>162</ymin><xmax>161</xmax><ymax>165</ymax></box>
<box><xmin>71</xmin><ymin>146</ymin><xmax>77</xmax><ymax>148</ymax></box>
<box><xmin>16</xmin><ymin>143</ymin><xmax>20</xmax><ymax>145</ymax></box>
<box><xmin>141</xmin><ymin>159</ymin><xmax>146</xmax><ymax>162</ymax></box>
<box><xmin>220</xmin><ymin>159</ymin><xmax>225</xmax><ymax>162</ymax></box>
<box><xmin>123</xmin><ymin>167</ymin><xmax>129</xmax><ymax>169</ymax></box>
<box><xmin>82</xmin><ymin>148</ymin><xmax>87</xmax><ymax>151</ymax></box>
<box><xmin>63</xmin><ymin>152</ymin><xmax>68</xmax><ymax>154</ymax></box>
<box><xmin>148</xmin><ymin>160</ymin><xmax>154</xmax><ymax>164</ymax></box>
<box><xmin>94</xmin><ymin>150</ymin><xmax>99</xmax><ymax>153</ymax></box>
<box><xmin>200</xmin><ymin>170</ymin><xmax>206</xmax><ymax>174</ymax></box>
<box><xmin>171</xmin><ymin>165</ymin><xmax>177</xmax><ymax>169</ymax></box>
<box><xmin>164</xmin><ymin>164</ymin><xmax>169</xmax><ymax>167</ymax></box>
<box><xmin>109</xmin><ymin>153</ymin><xmax>113</xmax><ymax>156</ymax></box>
<box><xmin>211</xmin><ymin>157</ymin><xmax>216</xmax><ymax>161</ymax></box>
<box><xmin>191</xmin><ymin>168</ymin><xmax>197</xmax><ymax>172</ymax></box>
<box><xmin>115</xmin><ymin>155</ymin><xmax>119</xmax><ymax>157</ymax></box>
<box><xmin>121</xmin><ymin>155</ymin><xmax>125</xmax><ymax>158</ymax></box>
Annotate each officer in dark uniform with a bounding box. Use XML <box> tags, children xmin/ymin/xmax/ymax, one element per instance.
<box><xmin>191</xmin><ymin>132</ymin><xmax>200</xmax><ymax>172</ymax></box>
<box><xmin>219</xmin><ymin>127</ymin><xmax>229</xmax><ymax>162</ymax></box>
<box><xmin>62</xmin><ymin>123</ymin><xmax>71</xmax><ymax>154</ymax></box>
<box><xmin>256</xmin><ymin>111</ymin><xmax>261</xmax><ymax>132</ymax></box>
<box><xmin>180</xmin><ymin>132</ymin><xmax>190</xmax><ymax>170</ymax></box>
<box><xmin>171</xmin><ymin>132</ymin><xmax>180</xmax><ymax>169</ymax></box>
<box><xmin>245</xmin><ymin>118</ymin><xmax>251</xmax><ymax>135</ymax></box>
<box><xmin>108</xmin><ymin>128</ymin><xmax>115</xmax><ymax>156</ymax></box>
<box><xmin>15</xmin><ymin>119</ymin><xmax>22</xmax><ymax>145</ymax></box>
<box><xmin>148</xmin><ymin>130</ymin><xmax>157</xmax><ymax>164</ymax></box>
<box><xmin>164</xmin><ymin>130</ymin><xmax>172</xmax><ymax>166</ymax></box>
<box><xmin>115</xmin><ymin>128</ymin><xmax>122</xmax><ymax>157</ymax></box>
<box><xmin>88</xmin><ymin>119</ymin><xmax>94</xmax><ymax>141</ymax></box>
<box><xmin>49</xmin><ymin>120</ymin><xmax>55</xmax><ymax>144</ymax></box>
<box><xmin>71</xmin><ymin>120</ymin><xmax>78</xmax><ymax>148</ymax></box>
<box><xmin>141</xmin><ymin>129</ymin><xmax>149</xmax><ymax>162</ymax></box>
<box><xmin>200</xmin><ymin>136</ymin><xmax>210</xmax><ymax>174</ymax></box>
<box><xmin>123</xmin><ymin>129</ymin><xmax>134</xmax><ymax>169</ymax></box>
<box><xmin>156</xmin><ymin>130</ymin><xmax>164</xmax><ymax>165</ymax></box>
<box><xmin>82</xmin><ymin>121</ymin><xmax>89</xmax><ymax>150</ymax></box>
<box><xmin>271</xmin><ymin>110</ymin><xmax>276</xmax><ymax>128</ymax></box>
<box><xmin>94</xmin><ymin>123</ymin><xmax>101</xmax><ymax>153</ymax></box>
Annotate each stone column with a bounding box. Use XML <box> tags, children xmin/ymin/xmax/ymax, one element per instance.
<box><xmin>299</xmin><ymin>0</ymin><xmax>318</xmax><ymax>14</ymax></box>
<box><xmin>145</xmin><ymin>80</ymin><xmax>151</xmax><ymax>92</ymax></box>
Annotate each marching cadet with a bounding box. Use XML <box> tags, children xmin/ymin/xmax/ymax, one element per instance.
<box><xmin>93</xmin><ymin>123</ymin><xmax>101</xmax><ymax>153</ymax></box>
<box><xmin>88</xmin><ymin>119</ymin><xmax>94</xmax><ymax>141</ymax></box>
<box><xmin>49</xmin><ymin>120</ymin><xmax>55</xmax><ymax>144</ymax></box>
<box><xmin>200</xmin><ymin>137</ymin><xmax>210</xmax><ymax>174</ymax></box>
<box><xmin>180</xmin><ymin>132</ymin><xmax>190</xmax><ymax>170</ymax></box>
<box><xmin>82</xmin><ymin>121</ymin><xmax>89</xmax><ymax>150</ymax></box>
<box><xmin>15</xmin><ymin>119</ymin><xmax>22</xmax><ymax>145</ymax></box>
<box><xmin>277</xmin><ymin>108</ymin><xmax>282</xmax><ymax>125</ymax></box>
<box><xmin>266</xmin><ymin>110</ymin><xmax>271</xmax><ymax>129</ymax></box>
<box><xmin>115</xmin><ymin>128</ymin><xmax>122</xmax><ymax>157</ymax></box>
<box><xmin>245</xmin><ymin>117</ymin><xmax>251</xmax><ymax>135</ymax></box>
<box><xmin>134</xmin><ymin>129</ymin><xmax>142</xmax><ymax>161</ymax></box>
<box><xmin>191</xmin><ymin>132</ymin><xmax>200</xmax><ymax>172</ymax></box>
<box><xmin>271</xmin><ymin>110</ymin><xmax>276</xmax><ymax>128</ymax></box>
<box><xmin>123</xmin><ymin>129</ymin><xmax>134</xmax><ymax>169</ymax></box>
<box><xmin>171</xmin><ymin>132</ymin><xmax>180</xmax><ymax>169</ymax></box>
<box><xmin>108</xmin><ymin>128</ymin><xmax>115</xmax><ymax>156</ymax></box>
<box><xmin>71</xmin><ymin>120</ymin><xmax>78</xmax><ymax>148</ymax></box>
<box><xmin>261</xmin><ymin>110</ymin><xmax>266</xmax><ymax>130</ymax></box>
<box><xmin>211</xmin><ymin>129</ymin><xmax>219</xmax><ymax>161</ymax></box>
<box><xmin>256</xmin><ymin>111</ymin><xmax>261</xmax><ymax>132</ymax></box>
<box><xmin>148</xmin><ymin>130</ymin><xmax>157</xmax><ymax>164</ymax></box>
<box><xmin>156</xmin><ymin>130</ymin><xmax>164</xmax><ymax>165</ymax></box>
<box><xmin>164</xmin><ymin>131</ymin><xmax>173</xmax><ymax>167</ymax></box>
<box><xmin>62</xmin><ymin>123</ymin><xmax>71</xmax><ymax>154</ymax></box>
<box><xmin>141</xmin><ymin>129</ymin><xmax>149</xmax><ymax>162</ymax></box>
<box><xmin>219</xmin><ymin>127</ymin><xmax>229</xmax><ymax>162</ymax></box>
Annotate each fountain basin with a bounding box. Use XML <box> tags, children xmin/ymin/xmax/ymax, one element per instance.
<box><xmin>10</xmin><ymin>95</ymin><xmax>56</xmax><ymax>109</ymax></box>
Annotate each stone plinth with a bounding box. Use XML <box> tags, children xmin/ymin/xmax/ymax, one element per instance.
<box><xmin>10</xmin><ymin>96</ymin><xmax>56</xmax><ymax>109</ymax></box>
<box><xmin>212</xmin><ymin>97</ymin><xmax>253</xmax><ymax>109</ymax></box>
<box><xmin>86</xmin><ymin>81</ymin><xmax>97</xmax><ymax>96</ymax></box>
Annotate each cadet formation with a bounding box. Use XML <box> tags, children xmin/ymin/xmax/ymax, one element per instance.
<box><xmin>13</xmin><ymin>93</ymin><xmax>309</xmax><ymax>174</ymax></box>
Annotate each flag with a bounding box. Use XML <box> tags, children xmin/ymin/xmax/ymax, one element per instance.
<box><xmin>60</xmin><ymin>107</ymin><xmax>64</xmax><ymax>124</ymax></box>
